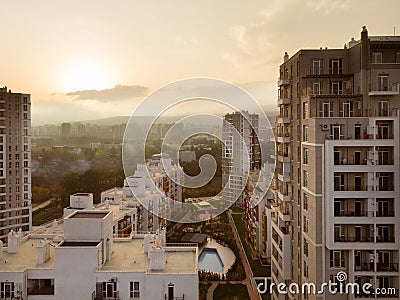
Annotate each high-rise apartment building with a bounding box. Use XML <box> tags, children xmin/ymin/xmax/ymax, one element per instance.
<box><xmin>222</xmin><ymin>111</ymin><xmax>261</xmax><ymax>205</ymax></box>
<box><xmin>270</xmin><ymin>27</ymin><xmax>400</xmax><ymax>299</ymax></box>
<box><xmin>0</xmin><ymin>87</ymin><xmax>31</xmax><ymax>241</ymax></box>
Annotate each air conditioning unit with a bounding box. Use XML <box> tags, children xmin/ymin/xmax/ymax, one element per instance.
<box><xmin>321</xmin><ymin>124</ymin><xmax>330</xmax><ymax>131</ymax></box>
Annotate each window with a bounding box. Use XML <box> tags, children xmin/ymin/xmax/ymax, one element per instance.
<box><xmin>303</xmin><ymin>193</ymin><xmax>308</xmax><ymax>210</ymax></box>
<box><xmin>303</xmin><ymin>147</ymin><xmax>308</xmax><ymax>165</ymax></box>
<box><xmin>330</xmin><ymin>58</ymin><xmax>343</xmax><ymax>74</ymax></box>
<box><xmin>303</xmin><ymin>125</ymin><xmax>308</xmax><ymax>141</ymax></box>
<box><xmin>320</xmin><ymin>101</ymin><xmax>331</xmax><ymax>117</ymax></box>
<box><xmin>396</xmin><ymin>52</ymin><xmax>400</xmax><ymax>63</ymax></box>
<box><xmin>168</xmin><ymin>283</ymin><xmax>175</xmax><ymax>300</ymax></box>
<box><xmin>330</xmin><ymin>250</ymin><xmax>345</xmax><ymax>268</ymax></box>
<box><xmin>303</xmin><ymin>261</ymin><xmax>309</xmax><ymax>278</ymax></box>
<box><xmin>312</xmin><ymin>59</ymin><xmax>321</xmax><ymax>74</ymax></box>
<box><xmin>303</xmin><ymin>170</ymin><xmax>309</xmax><ymax>188</ymax></box>
<box><xmin>378</xmin><ymin>74</ymin><xmax>389</xmax><ymax>91</ymax></box>
<box><xmin>102</xmin><ymin>281</ymin><xmax>117</xmax><ymax>298</ymax></box>
<box><xmin>303</xmin><ymin>216</ymin><xmax>309</xmax><ymax>233</ymax></box>
<box><xmin>304</xmin><ymin>238</ymin><xmax>309</xmax><ymax>256</ymax></box>
<box><xmin>330</xmin><ymin>81</ymin><xmax>343</xmax><ymax>94</ymax></box>
<box><xmin>372</xmin><ymin>52</ymin><xmax>383</xmax><ymax>64</ymax></box>
<box><xmin>130</xmin><ymin>281</ymin><xmax>140</xmax><ymax>298</ymax></box>
<box><xmin>303</xmin><ymin>101</ymin><xmax>309</xmax><ymax>119</ymax></box>
<box><xmin>378</xmin><ymin>100</ymin><xmax>389</xmax><ymax>116</ymax></box>
<box><xmin>0</xmin><ymin>281</ymin><xmax>14</xmax><ymax>298</ymax></box>
<box><xmin>312</xmin><ymin>82</ymin><xmax>320</xmax><ymax>95</ymax></box>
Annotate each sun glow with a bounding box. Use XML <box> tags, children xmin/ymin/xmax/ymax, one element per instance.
<box><xmin>59</xmin><ymin>58</ymin><xmax>114</xmax><ymax>92</ymax></box>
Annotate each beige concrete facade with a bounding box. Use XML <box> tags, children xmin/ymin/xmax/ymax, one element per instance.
<box><xmin>270</xmin><ymin>27</ymin><xmax>400</xmax><ymax>300</ymax></box>
<box><xmin>0</xmin><ymin>87</ymin><xmax>31</xmax><ymax>242</ymax></box>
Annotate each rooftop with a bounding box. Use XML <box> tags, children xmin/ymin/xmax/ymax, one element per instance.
<box><xmin>100</xmin><ymin>238</ymin><xmax>197</xmax><ymax>274</ymax></box>
<box><xmin>68</xmin><ymin>211</ymin><xmax>109</xmax><ymax>219</ymax></box>
<box><xmin>0</xmin><ymin>239</ymin><xmax>55</xmax><ymax>271</ymax></box>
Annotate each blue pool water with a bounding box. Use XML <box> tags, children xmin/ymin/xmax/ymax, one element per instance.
<box><xmin>198</xmin><ymin>248</ymin><xmax>224</xmax><ymax>273</ymax></box>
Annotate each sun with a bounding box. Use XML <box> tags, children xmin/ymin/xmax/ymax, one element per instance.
<box><xmin>59</xmin><ymin>58</ymin><xmax>114</xmax><ymax>92</ymax></box>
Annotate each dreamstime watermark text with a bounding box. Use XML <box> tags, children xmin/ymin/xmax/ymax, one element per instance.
<box><xmin>257</xmin><ymin>272</ymin><xmax>397</xmax><ymax>296</ymax></box>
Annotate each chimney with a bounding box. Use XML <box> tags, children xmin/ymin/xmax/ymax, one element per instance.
<box><xmin>361</xmin><ymin>26</ymin><xmax>369</xmax><ymax>70</ymax></box>
<box><xmin>348</xmin><ymin>37</ymin><xmax>358</xmax><ymax>48</ymax></box>
<box><xmin>106</xmin><ymin>238</ymin><xmax>113</xmax><ymax>261</ymax></box>
<box><xmin>283</xmin><ymin>52</ymin><xmax>289</xmax><ymax>62</ymax></box>
<box><xmin>161</xmin><ymin>227</ymin><xmax>166</xmax><ymax>247</ymax></box>
<box><xmin>104</xmin><ymin>200</ymin><xmax>109</xmax><ymax>209</ymax></box>
<box><xmin>0</xmin><ymin>240</ymin><xmax>3</xmax><ymax>256</ymax></box>
<box><xmin>7</xmin><ymin>230</ymin><xmax>19</xmax><ymax>254</ymax></box>
<box><xmin>36</xmin><ymin>240</ymin><xmax>51</xmax><ymax>265</ymax></box>
<box><xmin>52</xmin><ymin>219</ymin><xmax>58</xmax><ymax>233</ymax></box>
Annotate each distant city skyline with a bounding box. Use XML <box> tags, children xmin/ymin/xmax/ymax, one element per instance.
<box><xmin>1</xmin><ymin>1</ymin><xmax>399</xmax><ymax>125</ymax></box>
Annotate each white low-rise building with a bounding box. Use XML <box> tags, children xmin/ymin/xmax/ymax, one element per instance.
<box><xmin>0</xmin><ymin>210</ymin><xmax>198</xmax><ymax>300</ymax></box>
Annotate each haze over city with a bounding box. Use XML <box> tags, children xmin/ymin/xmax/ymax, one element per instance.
<box><xmin>1</xmin><ymin>0</ymin><xmax>399</xmax><ymax>125</ymax></box>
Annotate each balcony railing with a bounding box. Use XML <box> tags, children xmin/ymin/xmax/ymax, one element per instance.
<box><xmin>335</xmin><ymin>236</ymin><xmax>374</xmax><ymax>242</ymax></box>
<box><xmin>376</xmin><ymin>236</ymin><xmax>395</xmax><ymax>243</ymax></box>
<box><xmin>334</xmin><ymin>210</ymin><xmax>372</xmax><ymax>217</ymax></box>
<box><xmin>334</xmin><ymin>185</ymin><xmax>369</xmax><ymax>192</ymax></box>
<box><xmin>376</xmin><ymin>210</ymin><xmax>395</xmax><ymax>217</ymax></box>
<box><xmin>355</xmin><ymin>262</ymin><xmax>374</xmax><ymax>271</ymax></box>
<box><xmin>377</xmin><ymin>263</ymin><xmax>399</xmax><ymax>272</ymax></box>
<box><xmin>334</xmin><ymin>159</ymin><xmax>368</xmax><ymax>166</ymax></box>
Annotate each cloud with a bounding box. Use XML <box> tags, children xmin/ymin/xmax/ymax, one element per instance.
<box><xmin>66</xmin><ymin>84</ymin><xmax>148</xmax><ymax>102</ymax></box>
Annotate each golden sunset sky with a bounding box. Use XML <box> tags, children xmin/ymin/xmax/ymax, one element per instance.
<box><xmin>1</xmin><ymin>0</ymin><xmax>399</xmax><ymax>124</ymax></box>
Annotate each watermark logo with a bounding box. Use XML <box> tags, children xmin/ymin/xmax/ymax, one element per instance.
<box><xmin>257</xmin><ymin>272</ymin><xmax>397</xmax><ymax>297</ymax></box>
<box><xmin>122</xmin><ymin>77</ymin><xmax>274</xmax><ymax>223</ymax></box>
<box><xmin>335</xmin><ymin>271</ymin><xmax>347</xmax><ymax>282</ymax></box>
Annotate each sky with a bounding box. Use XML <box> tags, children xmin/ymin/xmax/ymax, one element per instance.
<box><xmin>1</xmin><ymin>0</ymin><xmax>399</xmax><ymax>125</ymax></box>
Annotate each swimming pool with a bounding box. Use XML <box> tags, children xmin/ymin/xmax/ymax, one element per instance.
<box><xmin>198</xmin><ymin>248</ymin><xmax>224</xmax><ymax>273</ymax></box>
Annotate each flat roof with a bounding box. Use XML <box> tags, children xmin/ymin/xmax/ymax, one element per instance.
<box><xmin>0</xmin><ymin>239</ymin><xmax>55</xmax><ymax>271</ymax></box>
<box><xmin>69</xmin><ymin>211</ymin><xmax>108</xmax><ymax>219</ymax></box>
<box><xmin>73</xmin><ymin>193</ymin><xmax>92</xmax><ymax>196</ymax></box>
<box><xmin>100</xmin><ymin>238</ymin><xmax>197</xmax><ymax>274</ymax></box>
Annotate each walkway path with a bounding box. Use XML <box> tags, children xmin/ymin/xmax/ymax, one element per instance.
<box><xmin>32</xmin><ymin>198</ymin><xmax>54</xmax><ymax>212</ymax></box>
<box><xmin>227</xmin><ymin>211</ymin><xmax>261</xmax><ymax>300</ymax></box>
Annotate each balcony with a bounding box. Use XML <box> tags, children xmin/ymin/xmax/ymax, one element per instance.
<box><xmin>334</xmin><ymin>185</ymin><xmax>369</xmax><ymax>192</ymax></box>
<box><xmin>277</xmin><ymin>117</ymin><xmax>291</xmax><ymax>124</ymax></box>
<box><xmin>376</xmin><ymin>236</ymin><xmax>395</xmax><ymax>243</ymax></box>
<box><xmin>334</xmin><ymin>210</ymin><xmax>372</xmax><ymax>217</ymax></box>
<box><xmin>335</xmin><ymin>236</ymin><xmax>374</xmax><ymax>242</ymax></box>
<box><xmin>276</xmin><ymin>135</ymin><xmax>291</xmax><ymax>144</ymax></box>
<box><xmin>369</xmin><ymin>83</ymin><xmax>400</xmax><ymax>96</ymax></box>
<box><xmin>277</xmin><ymin>191</ymin><xmax>291</xmax><ymax>202</ymax></box>
<box><xmin>376</xmin><ymin>210</ymin><xmax>395</xmax><ymax>217</ymax></box>
<box><xmin>278</xmin><ymin>97</ymin><xmax>291</xmax><ymax>105</ymax></box>
<box><xmin>355</xmin><ymin>261</ymin><xmax>375</xmax><ymax>272</ymax></box>
<box><xmin>377</xmin><ymin>263</ymin><xmax>399</xmax><ymax>272</ymax></box>
<box><xmin>278</xmin><ymin>78</ymin><xmax>291</xmax><ymax>86</ymax></box>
